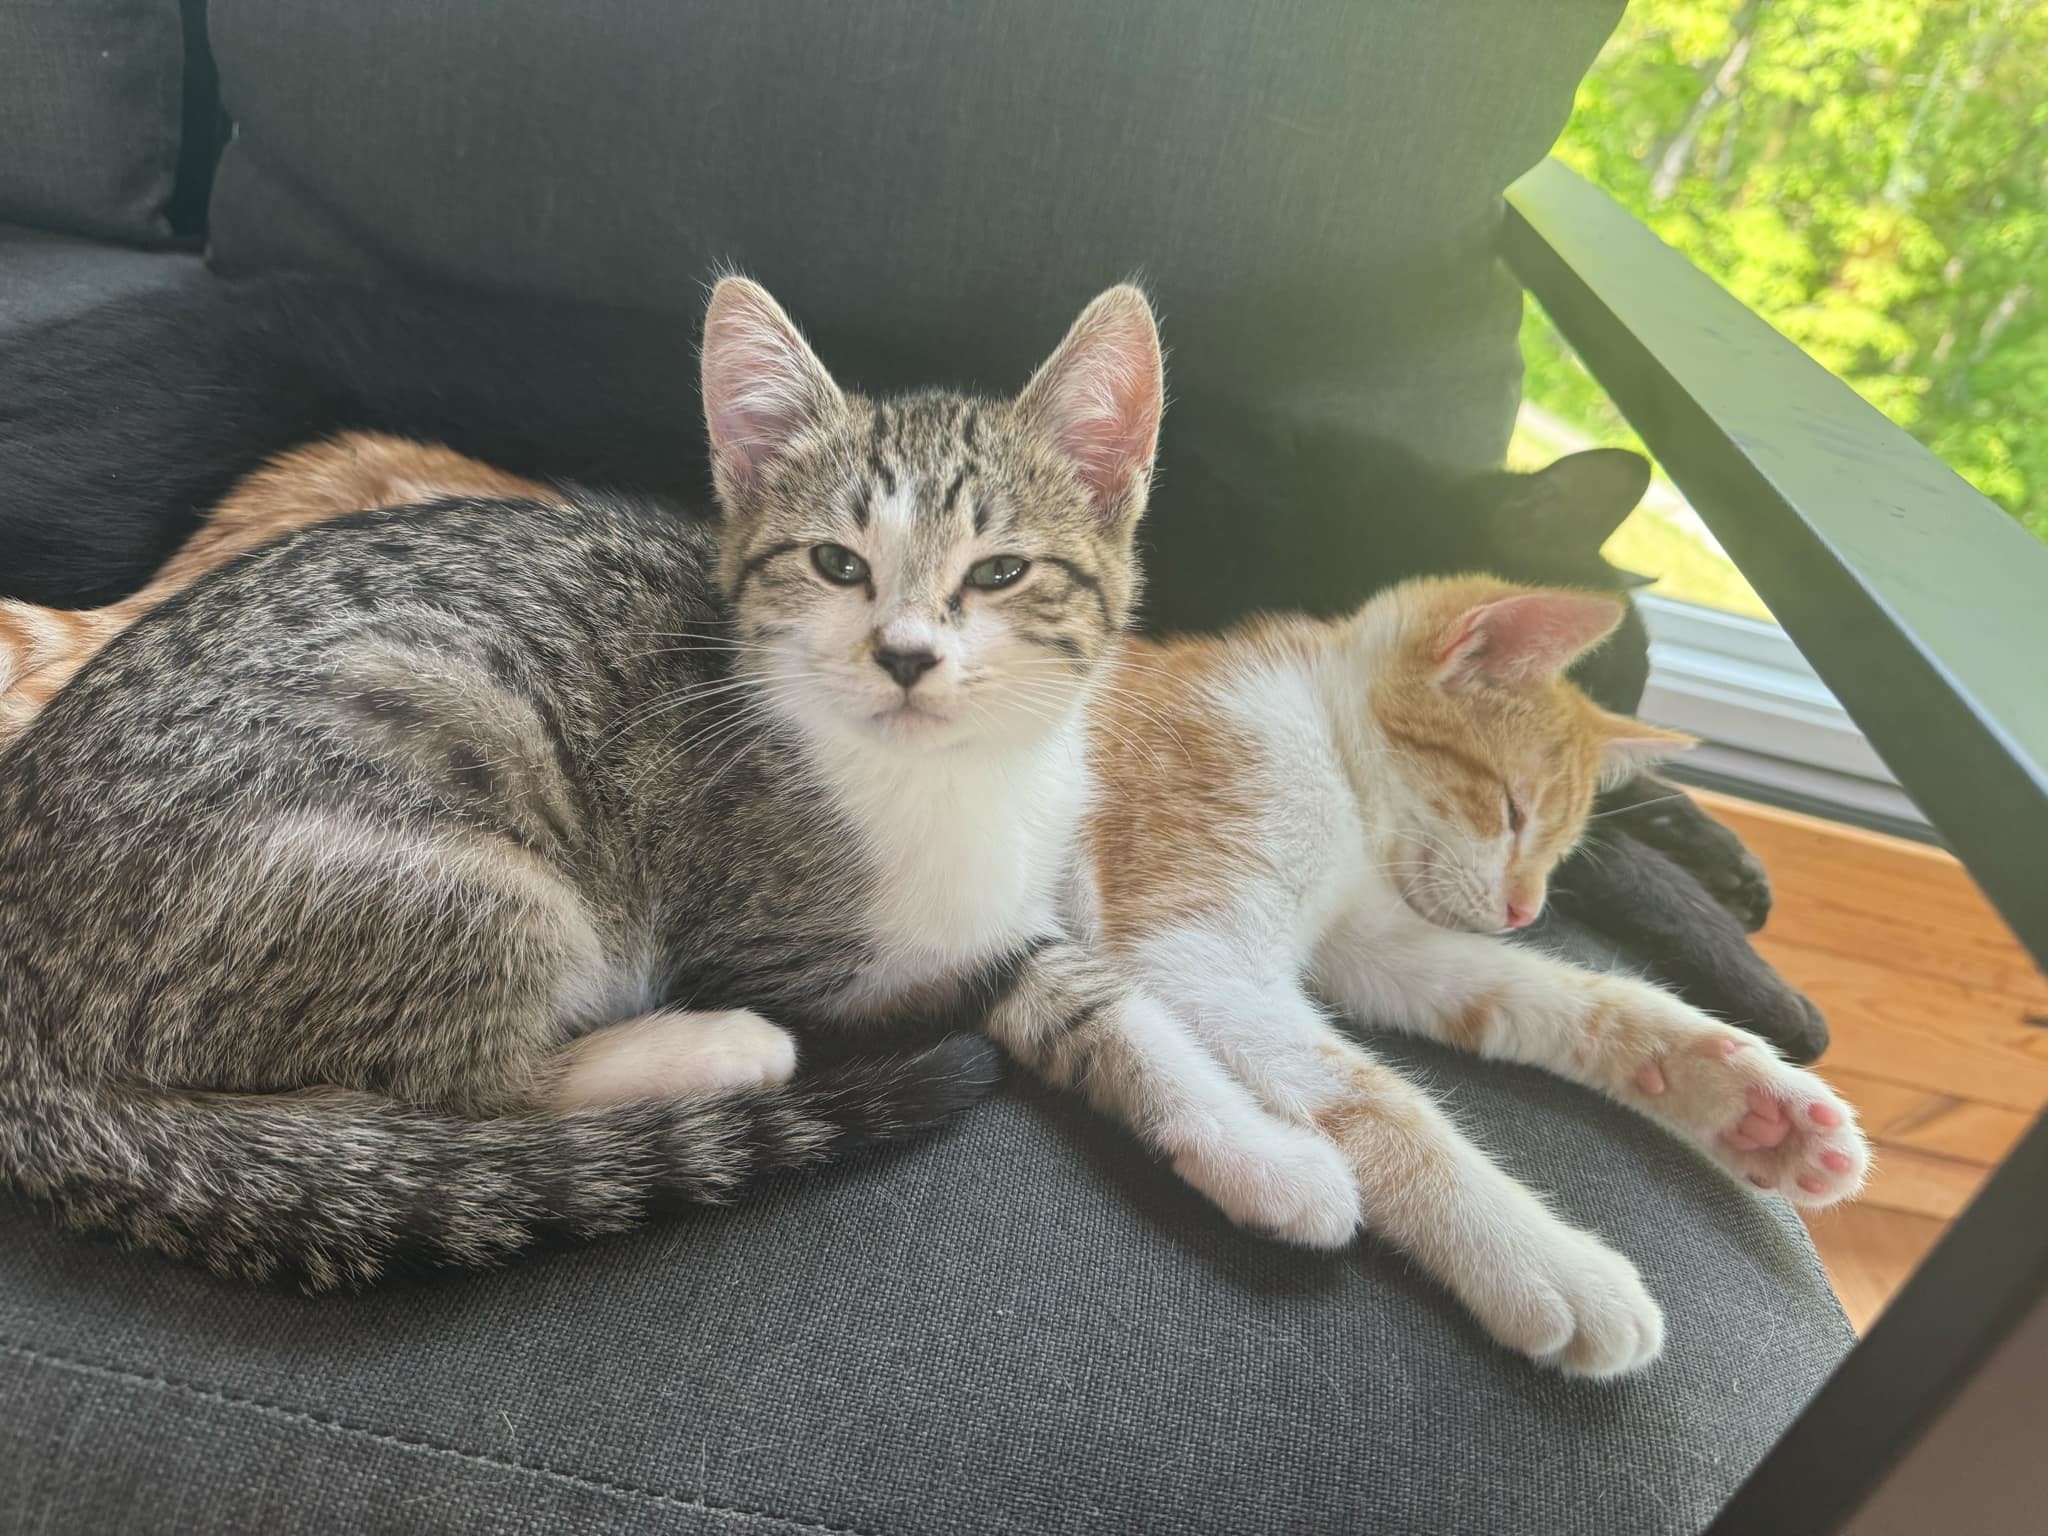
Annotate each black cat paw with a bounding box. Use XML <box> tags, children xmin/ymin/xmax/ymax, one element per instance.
<box><xmin>1761</xmin><ymin>988</ymin><xmax>1830</xmax><ymax>1067</ymax></box>
<box><xmin>1640</xmin><ymin>806</ymin><xmax>1774</xmax><ymax>932</ymax></box>
<box><xmin>1594</xmin><ymin>777</ymin><xmax>1774</xmax><ymax>932</ymax></box>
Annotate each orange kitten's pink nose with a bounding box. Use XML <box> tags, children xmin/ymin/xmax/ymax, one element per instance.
<box><xmin>1506</xmin><ymin>901</ymin><xmax>1537</xmax><ymax>929</ymax></box>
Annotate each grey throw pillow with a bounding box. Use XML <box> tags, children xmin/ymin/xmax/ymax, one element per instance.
<box><xmin>0</xmin><ymin>0</ymin><xmax>187</xmax><ymax>244</ymax></box>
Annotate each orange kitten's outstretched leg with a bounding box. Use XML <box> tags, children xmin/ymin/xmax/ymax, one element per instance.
<box><xmin>0</xmin><ymin>434</ymin><xmax>559</xmax><ymax>743</ymax></box>
<box><xmin>978</xmin><ymin>942</ymin><xmax>1362</xmax><ymax>1249</ymax></box>
<box><xmin>1142</xmin><ymin>962</ymin><xmax>1664</xmax><ymax>1378</ymax></box>
<box><xmin>1314</xmin><ymin>917</ymin><xmax>1870</xmax><ymax>1207</ymax></box>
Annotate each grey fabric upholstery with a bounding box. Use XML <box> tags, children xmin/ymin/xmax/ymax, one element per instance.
<box><xmin>0</xmin><ymin>1035</ymin><xmax>1849</xmax><ymax>1536</ymax></box>
<box><xmin>201</xmin><ymin>0</ymin><xmax>1624</xmax><ymax>634</ymax></box>
<box><xmin>0</xmin><ymin>1</ymin><xmax>187</xmax><ymax>244</ymax></box>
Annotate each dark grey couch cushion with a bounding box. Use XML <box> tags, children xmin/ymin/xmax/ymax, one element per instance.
<box><xmin>201</xmin><ymin>0</ymin><xmax>1623</xmax><ymax>633</ymax></box>
<box><xmin>0</xmin><ymin>1</ymin><xmax>187</xmax><ymax>244</ymax></box>
<box><xmin>0</xmin><ymin>224</ymin><xmax>205</xmax><ymax>329</ymax></box>
<box><xmin>0</xmin><ymin>1036</ymin><xmax>1850</xmax><ymax>1536</ymax></box>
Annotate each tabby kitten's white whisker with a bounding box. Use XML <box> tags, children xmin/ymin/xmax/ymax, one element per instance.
<box><xmin>599</xmin><ymin>674</ymin><xmax>765</xmax><ymax>739</ymax></box>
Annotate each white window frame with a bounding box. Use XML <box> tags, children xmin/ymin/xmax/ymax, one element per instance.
<box><xmin>1634</xmin><ymin>593</ymin><xmax>1930</xmax><ymax>836</ymax></box>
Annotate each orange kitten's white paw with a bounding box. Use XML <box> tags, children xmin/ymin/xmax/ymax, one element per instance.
<box><xmin>1453</xmin><ymin>1209</ymin><xmax>1665</xmax><ymax>1379</ymax></box>
<box><xmin>1631</xmin><ymin>1029</ymin><xmax>1869</xmax><ymax>1207</ymax></box>
<box><xmin>1173</xmin><ymin>1121</ymin><xmax>1362</xmax><ymax>1249</ymax></box>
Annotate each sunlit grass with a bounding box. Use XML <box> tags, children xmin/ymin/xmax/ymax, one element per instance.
<box><xmin>1602</xmin><ymin>503</ymin><xmax>1773</xmax><ymax>621</ymax></box>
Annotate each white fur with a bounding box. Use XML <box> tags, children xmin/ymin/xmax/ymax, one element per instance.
<box><xmin>800</xmin><ymin>711</ymin><xmax>1094</xmax><ymax>1012</ymax></box>
<box><xmin>551</xmin><ymin>1009</ymin><xmax>798</xmax><ymax>1109</ymax></box>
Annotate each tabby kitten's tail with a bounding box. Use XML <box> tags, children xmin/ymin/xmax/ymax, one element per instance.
<box><xmin>0</xmin><ymin>1036</ymin><xmax>997</xmax><ymax>1289</ymax></box>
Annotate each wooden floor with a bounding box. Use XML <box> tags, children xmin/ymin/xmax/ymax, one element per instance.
<box><xmin>1692</xmin><ymin>790</ymin><xmax>2048</xmax><ymax>1333</ymax></box>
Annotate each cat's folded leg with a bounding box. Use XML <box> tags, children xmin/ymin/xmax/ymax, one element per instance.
<box><xmin>978</xmin><ymin>941</ymin><xmax>1361</xmax><ymax>1248</ymax></box>
<box><xmin>1317</xmin><ymin>920</ymin><xmax>1869</xmax><ymax>1207</ymax></box>
<box><xmin>1155</xmin><ymin>970</ymin><xmax>1663</xmax><ymax>1378</ymax></box>
<box><xmin>548</xmin><ymin>1009</ymin><xmax>800</xmax><ymax>1109</ymax></box>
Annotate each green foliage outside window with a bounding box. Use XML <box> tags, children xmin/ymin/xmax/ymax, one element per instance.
<box><xmin>1523</xmin><ymin>0</ymin><xmax>2048</xmax><ymax>614</ymax></box>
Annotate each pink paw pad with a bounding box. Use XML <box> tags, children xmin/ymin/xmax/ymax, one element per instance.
<box><xmin>1724</xmin><ymin>1085</ymin><xmax>1792</xmax><ymax>1151</ymax></box>
<box><xmin>1819</xmin><ymin>1150</ymin><xmax>1854</xmax><ymax>1174</ymax></box>
<box><xmin>1698</xmin><ymin>1034</ymin><xmax>1746</xmax><ymax>1059</ymax></box>
<box><xmin>1808</xmin><ymin>1101</ymin><xmax>1843</xmax><ymax>1128</ymax></box>
<box><xmin>1633</xmin><ymin>1060</ymin><xmax>1668</xmax><ymax>1095</ymax></box>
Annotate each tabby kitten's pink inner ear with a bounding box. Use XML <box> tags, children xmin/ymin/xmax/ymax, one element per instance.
<box><xmin>1437</xmin><ymin>590</ymin><xmax>1625</xmax><ymax>688</ymax></box>
<box><xmin>1016</xmin><ymin>285</ymin><xmax>1164</xmax><ymax>526</ymax></box>
<box><xmin>701</xmin><ymin>277</ymin><xmax>844</xmax><ymax>497</ymax></box>
<box><xmin>1595</xmin><ymin>711</ymin><xmax>1698</xmax><ymax>786</ymax></box>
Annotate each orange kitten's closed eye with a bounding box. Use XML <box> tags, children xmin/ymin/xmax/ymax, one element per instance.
<box><xmin>1365</xmin><ymin>577</ymin><xmax>1693</xmax><ymax>933</ymax></box>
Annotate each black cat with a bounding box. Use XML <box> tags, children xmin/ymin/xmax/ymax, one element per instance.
<box><xmin>0</xmin><ymin>275</ymin><xmax>1824</xmax><ymax>1062</ymax></box>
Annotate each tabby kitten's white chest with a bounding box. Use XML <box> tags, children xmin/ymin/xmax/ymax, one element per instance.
<box><xmin>814</xmin><ymin>722</ymin><xmax>1093</xmax><ymax>1008</ymax></box>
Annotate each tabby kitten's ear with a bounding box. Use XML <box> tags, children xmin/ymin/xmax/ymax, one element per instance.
<box><xmin>1592</xmin><ymin>710</ymin><xmax>1697</xmax><ymax>787</ymax></box>
<box><xmin>1437</xmin><ymin>589</ymin><xmax>1624</xmax><ymax>689</ymax></box>
<box><xmin>1015</xmin><ymin>285</ymin><xmax>1165</xmax><ymax>529</ymax></box>
<box><xmin>701</xmin><ymin>277</ymin><xmax>845</xmax><ymax>503</ymax></box>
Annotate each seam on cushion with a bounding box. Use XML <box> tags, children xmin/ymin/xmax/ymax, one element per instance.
<box><xmin>0</xmin><ymin>1336</ymin><xmax>882</xmax><ymax>1536</ymax></box>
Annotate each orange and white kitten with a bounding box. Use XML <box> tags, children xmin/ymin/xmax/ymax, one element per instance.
<box><xmin>1085</xmin><ymin>577</ymin><xmax>1870</xmax><ymax>1378</ymax></box>
<box><xmin>0</xmin><ymin>434</ymin><xmax>558</xmax><ymax>742</ymax></box>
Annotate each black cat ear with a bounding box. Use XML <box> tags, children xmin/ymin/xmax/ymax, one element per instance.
<box><xmin>1519</xmin><ymin>449</ymin><xmax>1653</xmax><ymax>544</ymax></box>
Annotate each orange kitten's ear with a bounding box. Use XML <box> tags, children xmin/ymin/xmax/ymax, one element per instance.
<box><xmin>701</xmin><ymin>277</ymin><xmax>845</xmax><ymax>502</ymax></box>
<box><xmin>1595</xmin><ymin>711</ymin><xmax>1697</xmax><ymax>787</ymax></box>
<box><xmin>1016</xmin><ymin>285</ymin><xmax>1164</xmax><ymax>529</ymax></box>
<box><xmin>1437</xmin><ymin>589</ymin><xmax>1625</xmax><ymax>689</ymax></box>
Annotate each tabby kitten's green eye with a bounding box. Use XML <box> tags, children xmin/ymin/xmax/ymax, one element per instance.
<box><xmin>811</xmin><ymin>544</ymin><xmax>870</xmax><ymax>585</ymax></box>
<box><xmin>965</xmin><ymin>554</ymin><xmax>1030</xmax><ymax>590</ymax></box>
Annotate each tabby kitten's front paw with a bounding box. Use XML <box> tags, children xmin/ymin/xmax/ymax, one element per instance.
<box><xmin>1172</xmin><ymin>1120</ymin><xmax>1362</xmax><ymax>1249</ymax></box>
<box><xmin>1629</xmin><ymin>1028</ymin><xmax>1869</xmax><ymax>1207</ymax></box>
<box><xmin>1456</xmin><ymin>1212</ymin><xmax>1665</xmax><ymax>1379</ymax></box>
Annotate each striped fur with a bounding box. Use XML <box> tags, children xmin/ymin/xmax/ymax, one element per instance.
<box><xmin>0</xmin><ymin>435</ymin><xmax>562</xmax><ymax>745</ymax></box>
<box><xmin>0</xmin><ymin>279</ymin><xmax>1204</xmax><ymax>1287</ymax></box>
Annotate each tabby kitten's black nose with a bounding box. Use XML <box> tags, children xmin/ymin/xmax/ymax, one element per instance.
<box><xmin>874</xmin><ymin>647</ymin><xmax>940</xmax><ymax>690</ymax></box>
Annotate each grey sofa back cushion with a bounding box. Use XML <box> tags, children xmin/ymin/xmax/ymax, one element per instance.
<box><xmin>203</xmin><ymin>0</ymin><xmax>1617</xmax><ymax>480</ymax></box>
<box><xmin>0</xmin><ymin>0</ymin><xmax>187</xmax><ymax>244</ymax></box>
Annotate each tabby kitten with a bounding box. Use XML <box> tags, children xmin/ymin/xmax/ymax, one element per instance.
<box><xmin>1</xmin><ymin>278</ymin><xmax>1359</xmax><ymax>1286</ymax></box>
<box><xmin>1087</xmin><ymin>576</ymin><xmax>1871</xmax><ymax>1376</ymax></box>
